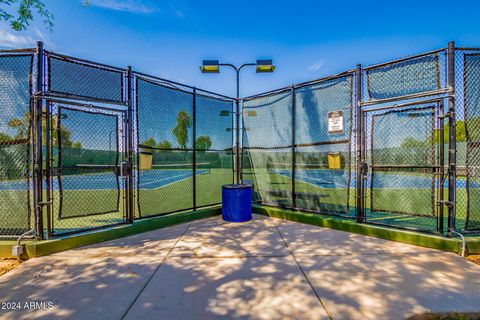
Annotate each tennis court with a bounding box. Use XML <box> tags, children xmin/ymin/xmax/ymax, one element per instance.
<box><xmin>271</xmin><ymin>169</ymin><xmax>472</xmax><ymax>189</ymax></box>
<box><xmin>0</xmin><ymin>168</ymin><xmax>209</xmax><ymax>191</ymax></box>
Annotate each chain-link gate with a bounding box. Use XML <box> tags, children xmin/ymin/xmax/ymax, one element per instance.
<box><xmin>43</xmin><ymin>102</ymin><xmax>127</xmax><ymax>236</ymax></box>
<box><xmin>42</xmin><ymin>51</ymin><xmax>130</xmax><ymax>237</ymax></box>
<box><xmin>363</xmin><ymin>102</ymin><xmax>444</xmax><ymax>233</ymax></box>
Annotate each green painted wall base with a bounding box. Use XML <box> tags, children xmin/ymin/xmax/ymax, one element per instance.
<box><xmin>0</xmin><ymin>207</ymin><xmax>221</xmax><ymax>259</ymax></box>
<box><xmin>2</xmin><ymin>204</ymin><xmax>479</xmax><ymax>259</ymax></box>
<box><xmin>253</xmin><ymin>205</ymin><xmax>480</xmax><ymax>255</ymax></box>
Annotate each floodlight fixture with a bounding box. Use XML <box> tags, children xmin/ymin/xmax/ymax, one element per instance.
<box><xmin>256</xmin><ymin>60</ymin><xmax>275</xmax><ymax>73</ymax></box>
<box><xmin>200</xmin><ymin>60</ymin><xmax>219</xmax><ymax>73</ymax></box>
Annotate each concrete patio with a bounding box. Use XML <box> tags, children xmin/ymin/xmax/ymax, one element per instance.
<box><xmin>0</xmin><ymin>214</ymin><xmax>479</xmax><ymax>320</ymax></box>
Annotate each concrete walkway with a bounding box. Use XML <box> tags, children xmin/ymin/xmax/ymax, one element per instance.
<box><xmin>0</xmin><ymin>214</ymin><xmax>479</xmax><ymax>320</ymax></box>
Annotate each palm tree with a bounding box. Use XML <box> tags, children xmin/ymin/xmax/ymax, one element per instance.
<box><xmin>172</xmin><ymin>111</ymin><xmax>192</xmax><ymax>149</ymax></box>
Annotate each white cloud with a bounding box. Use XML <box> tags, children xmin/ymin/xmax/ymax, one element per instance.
<box><xmin>87</xmin><ymin>0</ymin><xmax>188</xmax><ymax>18</ymax></box>
<box><xmin>308</xmin><ymin>61</ymin><xmax>325</xmax><ymax>73</ymax></box>
<box><xmin>0</xmin><ymin>26</ymin><xmax>56</xmax><ymax>50</ymax></box>
<box><xmin>168</xmin><ymin>0</ymin><xmax>185</xmax><ymax>19</ymax></box>
<box><xmin>0</xmin><ymin>29</ymin><xmax>35</xmax><ymax>48</ymax></box>
<box><xmin>87</xmin><ymin>0</ymin><xmax>156</xmax><ymax>14</ymax></box>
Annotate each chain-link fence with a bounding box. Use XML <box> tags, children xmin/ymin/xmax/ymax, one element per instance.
<box><xmin>242</xmin><ymin>73</ymin><xmax>356</xmax><ymax>218</ymax></box>
<box><xmin>0</xmin><ymin>50</ymin><xmax>36</xmax><ymax>238</ymax></box>
<box><xmin>242</xmin><ymin>46</ymin><xmax>472</xmax><ymax>235</ymax></box>
<box><xmin>243</xmin><ymin>89</ymin><xmax>293</xmax><ymax>207</ymax></box>
<box><xmin>455</xmin><ymin>48</ymin><xmax>480</xmax><ymax>232</ymax></box>
<box><xmin>134</xmin><ymin>74</ymin><xmax>235</xmax><ymax>219</ymax></box>
<box><xmin>1</xmin><ymin>41</ymin><xmax>480</xmax><ymax>239</ymax></box>
<box><xmin>0</xmin><ymin>44</ymin><xmax>234</xmax><ymax>239</ymax></box>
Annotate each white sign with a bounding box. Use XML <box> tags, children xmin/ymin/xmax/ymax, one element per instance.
<box><xmin>328</xmin><ymin>111</ymin><xmax>344</xmax><ymax>135</ymax></box>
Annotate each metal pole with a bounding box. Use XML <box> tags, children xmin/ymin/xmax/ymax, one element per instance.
<box><xmin>236</xmin><ymin>70</ymin><xmax>241</xmax><ymax>184</ymax></box>
<box><xmin>438</xmin><ymin>100</ymin><xmax>445</xmax><ymax>234</ymax></box>
<box><xmin>447</xmin><ymin>41</ymin><xmax>456</xmax><ymax>233</ymax></box>
<box><xmin>126</xmin><ymin>66</ymin><xmax>134</xmax><ymax>224</ymax></box>
<box><xmin>34</xmin><ymin>41</ymin><xmax>44</xmax><ymax>239</ymax></box>
<box><xmin>193</xmin><ymin>87</ymin><xmax>197</xmax><ymax>210</ymax></box>
<box><xmin>44</xmin><ymin>101</ymin><xmax>52</xmax><ymax>238</ymax></box>
<box><xmin>355</xmin><ymin>64</ymin><xmax>364</xmax><ymax>222</ymax></box>
<box><xmin>291</xmin><ymin>84</ymin><xmax>296</xmax><ymax>208</ymax></box>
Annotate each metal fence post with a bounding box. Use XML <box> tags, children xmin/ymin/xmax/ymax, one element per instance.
<box><xmin>447</xmin><ymin>41</ymin><xmax>456</xmax><ymax>232</ymax></box>
<box><xmin>33</xmin><ymin>41</ymin><xmax>45</xmax><ymax>239</ymax></box>
<box><xmin>355</xmin><ymin>64</ymin><xmax>364</xmax><ymax>222</ymax></box>
<box><xmin>193</xmin><ymin>87</ymin><xmax>197</xmax><ymax>210</ymax></box>
<box><xmin>291</xmin><ymin>84</ymin><xmax>296</xmax><ymax>209</ymax></box>
<box><xmin>126</xmin><ymin>66</ymin><xmax>134</xmax><ymax>223</ymax></box>
<box><xmin>236</xmin><ymin>98</ymin><xmax>241</xmax><ymax>184</ymax></box>
<box><xmin>438</xmin><ymin>100</ymin><xmax>445</xmax><ymax>234</ymax></box>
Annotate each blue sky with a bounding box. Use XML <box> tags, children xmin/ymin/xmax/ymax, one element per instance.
<box><xmin>1</xmin><ymin>0</ymin><xmax>480</xmax><ymax>97</ymax></box>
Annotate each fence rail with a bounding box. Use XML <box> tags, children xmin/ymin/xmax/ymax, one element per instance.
<box><xmin>0</xmin><ymin>40</ymin><xmax>479</xmax><ymax>239</ymax></box>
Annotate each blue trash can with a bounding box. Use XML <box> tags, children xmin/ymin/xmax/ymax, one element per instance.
<box><xmin>222</xmin><ymin>184</ymin><xmax>252</xmax><ymax>222</ymax></box>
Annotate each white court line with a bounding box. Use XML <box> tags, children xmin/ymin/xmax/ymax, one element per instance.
<box><xmin>139</xmin><ymin>170</ymin><xmax>208</xmax><ymax>190</ymax></box>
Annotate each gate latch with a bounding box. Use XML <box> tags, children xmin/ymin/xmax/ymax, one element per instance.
<box><xmin>437</xmin><ymin>200</ymin><xmax>454</xmax><ymax>208</ymax></box>
<box><xmin>359</xmin><ymin>162</ymin><xmax>369</xmax><ymax>176</ymax></box>
<box><xmin>118</xmin><ymin>162</ymin><xmax>130</xmax><ymax>177</ymax></box>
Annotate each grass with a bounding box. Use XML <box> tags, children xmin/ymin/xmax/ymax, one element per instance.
<box><xmin>243</xmin><ymin>168</ymin><xmax>476</xmax><ymax>233</ymax></box>
<box><xmin>0</xmin><ymin>168</ymin><xmax>233</xmax><ymax>237</ymax></box>
<box><xmin>1</xmin><ymin>166</ymin><xmax>478</xmax><ymax>237</ymax></box>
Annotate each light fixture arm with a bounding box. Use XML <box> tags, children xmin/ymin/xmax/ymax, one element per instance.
<box><xmin>217</xmin><ymin>62</ymin><xmax>255</xmax><ymax>184</ymax></box>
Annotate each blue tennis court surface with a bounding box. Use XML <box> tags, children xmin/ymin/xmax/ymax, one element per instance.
<box><xmin>272</xmin><ymin>169</ymin><xmax>472</xmax><ymax>189</ymax></box>
<box><xmin>0</xmin><ymin>169</ymin><xmax>208</xmax><ymax>191</ymax></box>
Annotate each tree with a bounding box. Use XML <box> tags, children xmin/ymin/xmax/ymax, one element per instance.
<box><xmin>71</xmin><ymin>141</ymin><xmax>82</xmax><ymax>149</ymax></box>
<box><xmin>172</xmin><ymin>111</ymin><xmax>191</xmax><ymax>149</ymax></box>
<box><xmin>7</xmin><ymin>117</ymin><xmax>28</xmax><ymax>138</ymax></box>
<box><xmin>196</xmin><ymin>136</ymin><xmax>212</xmax><ymax>151</ymax></box>
<box><xmin>434</xmin><ymin>120</ymin><xmax>467</xmax><ymax>144</ymax></box>
<box><xmin>157</xmin><ymin>140</ymin><xmax>172</xmax><ymax>150</ymax></box>
<box><xmin>142</xmin><ymin>137</ymin><xmax>157</xmax><ymax>148</ymax></box>
<box><xmin>0</xmin><ymin>132</ymin><xmax>12</xmax><ymax>142</ymax></box>
<box><xmin>0</xmin><ymin>0</ymin><xmax>54</xmax><ymax>31</ymax></box>
<box><xmin>7</xmin><ymin>111</ymin><xmax>79</xmax><ymax>147</ymax></box>
<box><xmin>400</xmin><ymin>137</ymin><xmax>429</xmax><ymax>148</ymax></box>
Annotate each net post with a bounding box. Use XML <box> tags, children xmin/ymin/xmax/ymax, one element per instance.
<box><xmin>355</xmin><ymin>64</ymin><xmax>364</xmax><ymax>223</ymax></box>
<box><xmin>291</xmin><ymin>84</ymin><xmax>296</xmax><ymax>209</ymax></box>
<box><xmin>126</xmin><ymin>66</ymin><xmax>134</xmax><ymax>224</ymax></box>
<box><xmin>193</xmin><ymin>87</ymin><xmax>197</xmax><ymax>210</ymax></box>
<box><xmin>33</xmin><ymin>41</ymin><xmax>45</xmax><ymax>240</ymax></box>
<box><xmin>447</xmin><ymin>41</ymin><xmax>456</xmax><ymax>233</ymax></box>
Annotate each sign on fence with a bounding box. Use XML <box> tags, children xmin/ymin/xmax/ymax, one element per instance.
<box><xmin>328</xmin><ymin>111</ymin><xmax>344</xmax><ymax>134</ymax></box>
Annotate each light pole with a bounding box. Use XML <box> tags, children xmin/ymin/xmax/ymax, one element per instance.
<box><xmin>200</xmin><ymin>59</ymin><xmax>275</xmax><ymax>184</ymax></box>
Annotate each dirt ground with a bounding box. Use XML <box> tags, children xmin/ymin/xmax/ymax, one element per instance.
<box><xmin>407</xmin><ymin>312</ymin><xmax>480</xmax><ymax>320</ymax></box>
<box><xmin>0</xmin><ymin>259</ymin><xmax>20</xmax><ymax>277</ymax></box>
<box><xmin>466</xmin><ymin>255</ymin><xmax>480</xmax><ymax>266</ymax></box>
